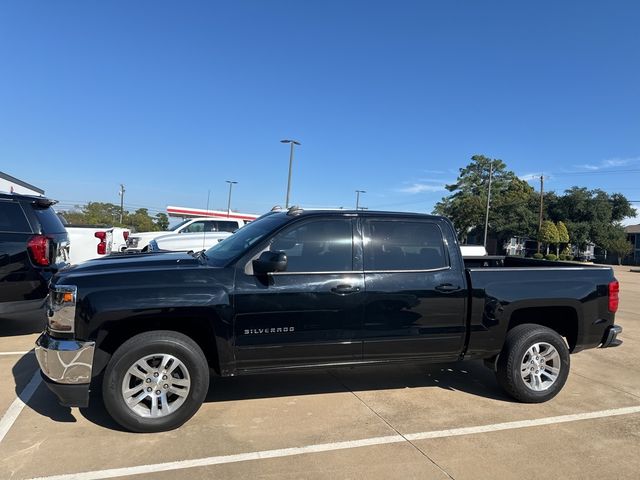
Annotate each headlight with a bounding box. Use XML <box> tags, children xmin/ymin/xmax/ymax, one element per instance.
<box><xmin>47</xmin><ymin>285</ymin><xmax>77</xmax><ymax>334</ymax></box>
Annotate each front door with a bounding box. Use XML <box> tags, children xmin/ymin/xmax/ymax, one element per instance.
<box><xmin>362</xmin><ymin>218</ymin><xmax>466</xmax><ymax>361</ymax></box>
<box><xmin>233</xmin><ymin>216</ymin><xmax>364</xmax><ymax>370</ymax></box>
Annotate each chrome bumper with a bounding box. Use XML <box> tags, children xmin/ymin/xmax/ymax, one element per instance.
<box><xmin>35</xmin><ymin>333</ymin><xmax>95</xmax><ymax>384</ymax></box>
<box><xmin>600</xmin><ymin>325</ymin><xmax>623</xmax><ymax>348</ymax></box>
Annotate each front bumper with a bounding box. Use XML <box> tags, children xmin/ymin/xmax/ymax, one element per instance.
<box><xmin>35</xmin><ymin>333</ymin><xmax>95</xmax><ymax>407</ymax></box>
<box><xmin>600</xmin><ymin>325</ymin><xmax>623</xmax><ymax>348</ymax></box>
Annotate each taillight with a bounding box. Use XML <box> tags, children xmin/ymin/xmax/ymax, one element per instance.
<box><xmin>123</xmin><ymin>231</ymin><xmax>129</xmax><ymax>241</ymax></box>
<box><xmin>608</xmin><ymin>281</ymin><xmax>619</xmax><ymax>313</ymax></box>
<box><xmin>27</xmin><ymin>235</ymin><xmax>50</xmax><ymax>266</ymax></box>
<box><xmin>95</xmin><ymin>231</ymin><xmax>107</xmax><ymax>255</ymax></box>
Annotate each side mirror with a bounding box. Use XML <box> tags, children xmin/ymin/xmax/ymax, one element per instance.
<box><xmin>253</xmin><ymin>251</ymin><xmax>287</xmax><ymax>275</ymax></box>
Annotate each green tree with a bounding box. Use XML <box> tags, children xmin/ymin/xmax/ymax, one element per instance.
<box><xmin>606</xmin><ymin>230</ymin><xmax>633</xmax><ymax>265</ymax></box>
<box><xmin>546</xmin><ymin>187</ymin><xmax>636</xmax><ymax>250</ymax></box>
<box><xmin>123</xmin><ymin>208</ymin><xmax>157</xmax><ymax>232</ymax></box>
<box><xmin>556</xmin><ymin>221</ymin><xmax>569</xmax><ymax>255</ymax></box>
<box><xmin>61</xmin><ymin>202</ymin><xmax>120</xmax><ymax>226</ymax></box>
<box><xmin>538</xmin><ymin>220</ymin><xmax>559</xmax><ymax>255</ymax></box>
<box><xmin>433</xmin><ymin>155</ymin><xmax>537</xmax><ymax>245</ymax></box>
<box><xmin>155</xmin><ymin>213</ymin><xmax>170</xmax><ymax>230</ymax></box>
<box><xmin>60</xmin><ymin>203</ymin><xmax>169</xmax><ymax>232</ymax></box>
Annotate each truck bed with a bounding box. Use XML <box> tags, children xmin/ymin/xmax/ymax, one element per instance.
<box><xmin>462</xmin><ymin>256</ymin><xmax>616</xmax><ymax>359</ymax></box>
<box><xmin>463</xmin><ymin>255</ymin><xmax>604</xmax><ymax>269</ymax></box>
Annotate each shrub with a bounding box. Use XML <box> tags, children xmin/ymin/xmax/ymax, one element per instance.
<box><xmin>565</xmin><ymin>255</ymin><xmax>574</xmax><ymax>261</ymax></box>
<box><xmin>558</xmin><ymin>254</ymin><xmax>566</xmax><ymax>261</ymax></box>
<box><xmin>545</xmin><ymin>253</ymin><xmax>557</xmax><ymax>261</ymax></box>
<box><xmin>533</xmin><ymin>253</ymin><xmax>544</xmax><ymax>260</ymax></box>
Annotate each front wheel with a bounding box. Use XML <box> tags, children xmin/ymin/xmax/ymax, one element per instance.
<box><xmin>102</xmin><ymin>330</ymin><xmax>210</xmax><ymax>432</ymax></box>
<box><xmin>496</xmin><ymin>324</ymin><xmax>570</xmax><ymax>403</ymax></box>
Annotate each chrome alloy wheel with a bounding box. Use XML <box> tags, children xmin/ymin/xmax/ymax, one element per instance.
<box><xmin>520</xmin><ymin>342</ymin><xmax>561</xmax><ymax>391</ymax></box>
<box><xmin>121</xmin><ymin>354</ymin><xmax>191</xmax><ymax>418</ymax></box>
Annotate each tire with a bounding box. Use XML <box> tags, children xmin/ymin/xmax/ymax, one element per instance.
<box><xmin>102</xmin><ymin>330</ymin><xmax>210</xmax><ymax>433</ymax></box>
<box><xmin>496</xmin><ymin>324</ymin><xmax>570</xmax><ymax>403</ymax></box>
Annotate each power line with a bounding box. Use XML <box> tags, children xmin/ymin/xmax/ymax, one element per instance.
<box><xmin>543</xmin><ymin>169</ymin><xmax>640</xmax><ymax>177</ymax></box>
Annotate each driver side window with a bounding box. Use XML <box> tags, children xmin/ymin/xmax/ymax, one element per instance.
<box><xmin>269</xmin><ymin>219</ymin><xmax>353</xmax><ymax>273</ymax></box>
<box><xmin>183</xmin><ymin>221</ymin><xmax>206</xmax><ymax>233</ymax></box>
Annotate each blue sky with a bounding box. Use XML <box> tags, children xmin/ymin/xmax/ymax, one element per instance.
<box><xmin>1</xmin><ymin>1</ymin><xmax>639</xmax><ymax>222</ymax></box>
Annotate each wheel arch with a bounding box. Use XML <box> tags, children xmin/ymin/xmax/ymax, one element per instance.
<box><xmin>507</xmin><ymin>306</ymin><xmax>579</xmax><ymax>352</ymax></box>
<box><xmin>92</xmin><ymin>316</ymin><xmax>224</xmax><ymax>378</ymax></box>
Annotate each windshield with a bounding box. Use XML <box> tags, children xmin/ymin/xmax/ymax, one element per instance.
<box><xmin>205</xmin><ymin>213</ymin><xmax>288</xmax><ymax>267</ymax></box>
<box><xmin>170</xmin><ymin>219</ymin><xmax>192</xmax><ymax>231</ymax></box>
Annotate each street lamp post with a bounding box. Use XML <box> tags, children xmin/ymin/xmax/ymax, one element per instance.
<box><xmin>118</xmin><ymin>184</ymin><xmax>125</xmax><ymax>224</ymax></box>
<box><xmin>281</xmin><ymin>139</ymin><xmax>301</xmax><ymax>208</ymax></box>
<box><xmin>355</xmin><ymin>190</ymin><xmax>366</xmax><ymax>210</ymax></box>
<box><xmin>225</xmin><ymin>180</ymin><xmax>238</xmax><ymax>217</ymax></box>
<box><xmin>483</xmin><ymin>162</ymin><xmax>494</xmax><ymax>248</ymax></box>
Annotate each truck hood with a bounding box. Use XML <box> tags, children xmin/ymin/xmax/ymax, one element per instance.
<box><xmin>58</xmin><ymin>252</ymin><xmax>204</xmax><ymax>278</ymax></box>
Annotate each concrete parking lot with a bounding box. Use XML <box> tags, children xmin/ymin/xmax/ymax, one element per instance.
<box><xmin>1</xmin><ymin>266</ymin><xmax>639</xmax><ymax>480</ymax></box>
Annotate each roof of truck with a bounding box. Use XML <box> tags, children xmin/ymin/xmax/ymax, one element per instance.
<box><xmin>279</xmin><ymin>206</ymin><xmax>444</xmax><ymax>220</ymax></box>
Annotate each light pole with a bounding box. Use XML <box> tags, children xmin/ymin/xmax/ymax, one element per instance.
<box><xmin>483</xmin><ymin>162</ymin><xmax>494</xmax><ymax>248</ymax></box>
<box><xmin>281</xmin><ymin>139</ymin><xmax>301</xmax><ymax>208</ymax></box>
<box><xmin>355</xmin><ymin>190</ymin><xmax>366</xmax><ymax>210</ymax></box>
<box><xmin>225</xmin><ymin>180</ymin><xmax>238</xmax><ymax>217</ymax></box>
<box><xmin>118</xmin><ymin>184</ymin><xmax>125</xmax><ymax>224</ymax></box>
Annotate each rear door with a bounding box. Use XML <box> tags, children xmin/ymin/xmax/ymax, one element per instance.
<box><xmin>0</xmin><ymin>200</ymin><xmax>40</xmax><ymax>304</ymax></box>
<box><xmin>26</xmin><ymin>201</ymin><xmax>70</xmax><ymax>268</ymax></box>
<box><xmin>362</xmin><ymin>217</ymin><xmax>466</xmax><ymax>361</ymax></box>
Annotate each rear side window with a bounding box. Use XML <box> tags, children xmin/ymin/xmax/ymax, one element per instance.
<box><xmin>365</xmin><ymin>220</ymin><xmax>447</xmax><ymax>271</ymax></box>
<box><xmin>214</xmin><ymin>221</ymin><xmax>239</xmax><ymax>233</ymax></box>
<box><xmin>0</xmin><ymin>201</ymin><xmax>31</xmax><ymax>233</ymax></box>
<box><xmin>183</xmin><ymin>221</ymin><xmax>239</xmax><ymax>233</ymax></box>
<box><xmin>182</xmin><ymin>221</ymin><xmax>206</xmax><ymax>233</ymax></box>
<box><xmin>32</xmin><ymin>206</ymin><xmax>66</xmax><ymax>234</ymax></box>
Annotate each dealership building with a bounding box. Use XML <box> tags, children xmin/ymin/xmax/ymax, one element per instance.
<box><xmin>625</xmin><ymin>224</ymin><xmax>640</xmax><ymax>265</ymax></box>
<box><xmin>0</xmin><ymin>171</ymin><xmax>44</xmax><ymax>196</ymax></box>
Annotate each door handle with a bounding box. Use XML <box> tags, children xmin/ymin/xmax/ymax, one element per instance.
<box><xmin>435</xmin><ymin>283</ymin><xmax>461</xmax><ymax>293</ymax></box>
<box><xmin>331</xmin><ymin>285</ymin><xmax>361</xmax><ymax>295</ymax></box>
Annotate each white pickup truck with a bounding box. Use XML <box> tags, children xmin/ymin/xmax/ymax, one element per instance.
<box><xmin>148</xmin><ymin>230</ymin><xmax>231</xmax><ymax>252</ymax></box>
<box><xmin>125</xmin><ymin>217</ymin><xmax>245</xmax><ymax>252</ymax></box>
<box><xmin>59</xmin><ymin>219</ymin><xmax>130</xmax><ymax>264</ymax></box>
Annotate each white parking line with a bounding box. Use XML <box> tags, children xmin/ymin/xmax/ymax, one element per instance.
<box><xmin>26</xmin><ymin>405</ymin><xmax>640</xmax><ymax>480</ymax></box>
<box><xmin>0</xmin><ymin>370</ymin><xmax>41</xmax><ymax>444</ymax></box>
<box><xmin>0</xmin><ymin>350</ymin><xmax>33</xmax><ymax>356</ymax></box>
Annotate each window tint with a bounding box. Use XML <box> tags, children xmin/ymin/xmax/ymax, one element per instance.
<box><xmin>0</xmin><ymin>201</ymin><xmax>31</xmax><ymax>233</ymax></box>
<box><xmin>214</xmin><ymin>221</ymin><xmax>239</xmax><ymax>233</ymax></box>
<box><xmin>269</xmin><ymin>219</ymin><xmax>353</xmax><ymax>272</ymax></box>
<box><xmin>365</xmin><ymin>221</ymin><xmax>447</xmax><ymax>271</ymax></box>
<box><xmin>183</xmin><ymin>221</ymin><xmax>206</xmax><ymax>233</ymax></box>
<box><xmin>183</xmin><ymin>221</ymin><xmax>238</xmax><ymax>233</ymax></box>
<box><xmin>33</xmin><ymin>206</ymin><xmax>66</xmax><ymax>233</ymax></box>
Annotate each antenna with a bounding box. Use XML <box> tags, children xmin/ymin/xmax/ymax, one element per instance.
<box><xmin>203</xmin><ymin>190</ymin><xmax>210</xmax><ymax>251</ymax></box>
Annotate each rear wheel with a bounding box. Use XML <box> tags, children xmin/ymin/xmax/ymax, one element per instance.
<box><xmin>496</xmin><ymin>324</ymin><xmax>570</xmax><ymax>403</ymax></box>
<box><xmin>102</xmin><ymin>330</ymin><xmax>209</xmax><ymax>432</ymax></box>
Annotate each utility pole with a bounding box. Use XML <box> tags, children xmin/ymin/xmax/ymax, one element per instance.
<box><xmin>538</xmin><ymin>174</ymin><xmax>544</xmax><ymax>253</ymax></box>
<box><xmin>225</xmin><ymin>180</ymin><xmax>238</xmax><ymax>217</ymax></box>
<box><xmin>281</xmin><ymin>139</ymin><xmax>301</xmax><ymax>208</ymax></box>
<box><xmin>483</xmin><ymin>162</ymin><xmax>493</xmax><ymax>248</ymax></box>
<box><xmin>355</xmin><ymin>190</ymin><xmax>366</xmax><ymax>210</ymax></box>
<box><xmin>118</xmin><ymin>184</ymin><xmax>125</xmax><ymax>224</ymax></box>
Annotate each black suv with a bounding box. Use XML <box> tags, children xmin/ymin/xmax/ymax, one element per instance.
<box><xmin>0</xmin><ymin>193</ymin><xmax>69</xmax><ymax>321</ymax></box>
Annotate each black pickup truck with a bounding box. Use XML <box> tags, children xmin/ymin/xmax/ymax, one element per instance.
<box><xmin>35</xmin><ymin>208</ymin><xmax>622</xmax><ymax>432</ymax></box>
